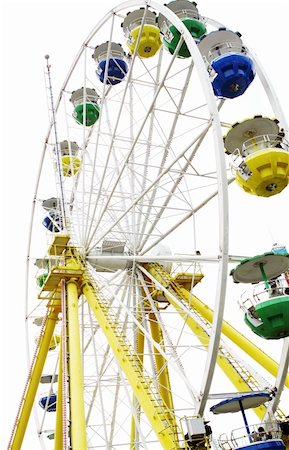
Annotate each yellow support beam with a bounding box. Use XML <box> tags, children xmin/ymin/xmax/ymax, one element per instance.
<box><xmin>66</xmin><ymin>274</ymin><xmax>87</xmax><ymax>450</ymax></box>
<box><xmin>146</xmin><ymin>263</ymin><xmax>289</xmax><ymax>388</ymax></box>
<box><xmin>130</xmin><ymin>315</ymin><xmax>145</xmax><ymax>450</ymax></box>
<box><xmin>165</xmin><ymin>294</ymin><xmax>266</xmax><ymax>418</ymax></box>
<box><xmin>82</xmin><ymin>280</ymin><xmax>180</xmax><ymax>450</ymax></box>
<box><xmin>48</xmin><ymin>234</ymin><xmax>70</xmax><ymax>256</ymax></box>
<box><xmin>9</xmin><ymin>301</ymin><xmax>60</xmax><ymax>449</ymax></box>
<box><xmin>179</xmin><ymin>285</ymin><xmax>289</xmax><ymax>388</ymax></box>
<box><xmin>144</xmin><ymin>264</ymin><xmax>286</xmax><ymax>418</ymax></box>
<box><xmin>54</xmin><ymin>340</ymin><xmax>63</xmax><ymax>450</ymax></box>
<box><xmin>151</xmin><ymin>268</ymin><xmax>264</xmax><ymax>413</ymax></box>
<box><xmin>149</xmin><ymin>313</ymin><xmax>174</xmax><ymax>412</ymax></box>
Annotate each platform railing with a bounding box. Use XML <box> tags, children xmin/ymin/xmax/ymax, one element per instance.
<box><xmin>239</xmin><ymin>277</ymin><xmax>289</xmax><ymax>313</ymax></box>
<box><xmin>206</xmin><ymin>41</ymin><xmax>245</xmax><ymax>63</ymax></box>
<box><xmin>218</xmin><ymin>421</ymin><xmax>282</xmax><ymax>450</ymax></box>
<box><xmin>240</xmin><ymin>135</ymin><xmax>288</xmax><ymax>157</ymax></box>
<box><xmin>230</xmin><ymin>136</ymin><xmax>289</xmax><ymax>179</ymax></box>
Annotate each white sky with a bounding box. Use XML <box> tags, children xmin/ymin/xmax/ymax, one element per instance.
<box><xmin>1</xmin><ymin>0</ymin><xmax>288</xmax><ymax>448</ymax></box>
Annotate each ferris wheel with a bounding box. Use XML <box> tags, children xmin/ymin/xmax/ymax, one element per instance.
<box><xmin>7</xmin><ymin>1</ymin><xmax>289</xmax><ymax>449</ymax></box>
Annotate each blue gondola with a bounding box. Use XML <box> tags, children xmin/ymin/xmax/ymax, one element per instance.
<box><xmin>39</xmin><ymin>394</ymin><xmax>57</xmax><ymax>412</ymax></box>
<box><xmin>211</xmin><ymin>53</ymin><xmax>255</xmax><ymax>98</ymax></box>
<box><xmin>198</xmin><ymin>29</ymin><xmax>255</xmax><ymax>99</ymax></box>
<box><xmin>97</xmin><ymin>58</ymin><xmax>128</xmax><ymax>85</ymax></box>
<box><xmin>211</xmin><ymin>393</ymin><xmax>286</xmax><ymax>450</ymax></box>
<box><xmin>93</xmin><ymin>42</ymin><xmax>128</xmax><ymax>85</ymax></box>
<box><xmin>42</xmin><ymin>212</ymin><xmax>63</xmax><ymax>233</ymax></box>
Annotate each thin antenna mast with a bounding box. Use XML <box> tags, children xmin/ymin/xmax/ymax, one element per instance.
<box><xmin>45</xmin><ymin>55</ymin><xmax>67</xmax><ymax>229</ymax></box>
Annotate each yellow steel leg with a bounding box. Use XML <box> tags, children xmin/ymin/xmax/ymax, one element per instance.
<box><xmin>171</xmin><ymin>301</ymin><xmax>266</xmax><ymax>418</ymax></box>
<box><xmin>83</xmin><ymin>281</ymin><xmax>180</xmax><ymax>450</ymax></box>
<box><xmin>149</xmin><ymin>313</ymin><xmax>174</xmax><ymax>412</ymax></box>
<box><xmin>66</xmin><ymin>277</ymin><xmax>87</xmax><ymax>450</ymax></box>
<box><xmin>54</xmin><ymin>340</ymin><xmax>63</xmax><ymax>450</ymax></box>
<box><xmin>146</xmin><ymin>264</ymin><xmax>289</xmax><ymax>387</ymax></box>
<box><xmin>178</xmin><ymin>285</ymin><xmax>289</xmax><ymax>387</ymax></box>
<box><xmin>9</xmin><ymin>301</ymin><xmax>60</xmax><ymax>449</ymax></box>
<box><xmin>130</xmin><ymin>320</ymin><xmax>145</xmax><ymax>449</ymax></box>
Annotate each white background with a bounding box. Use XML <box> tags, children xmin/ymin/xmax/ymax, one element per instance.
<box><xmin>1</xmin><ymin>0</ymin><xmax>288</xmax><ymax>448</ymax></box>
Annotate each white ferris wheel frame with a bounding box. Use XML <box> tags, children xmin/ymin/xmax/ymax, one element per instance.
<box><xmin>23</xmin><ymin>0</ymin><xmax>289</xmax><ymax>447</ymax></box>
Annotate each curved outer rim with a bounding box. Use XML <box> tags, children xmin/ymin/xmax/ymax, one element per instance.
<box><xmin>247</xmin><ymin>59</ymin><xmax>289</xmax><ymax>414</ymax></box>
<box><xmin>250</xmin><ymin>49</ymin><xmax>289</xmax><ymax>139</ymax></box>
<box><xmin>23</xmin><ymin>0</ymin><xmax>288</xmax><ymax>437</ymax></box>
<box><xmin>264</xmin><ymin>338</ymin><xmax>289</xmax><ymax>420</ymax></box>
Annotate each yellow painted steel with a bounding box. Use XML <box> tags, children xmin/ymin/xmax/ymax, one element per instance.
<box><xmin>146</xmin><ymin>263</ymin><xmax>289</xmax><ymax>388</ymax></box>
<box><xmin>54</xmin><ymin>340</ymin><xmax>63</xmax><ymax>450</ymax></box>
<box><xmin>165</xmin><ymin>295</ymin><xmax>265</xmax><ymax>418</ymax></box>
<box><xmin>130</xmin><ymin>316</ymin><xmax>145</xmax><ymax>449</ymax></box>
<box><xmin>172</xmin><ymin>272</ymin><xmax>204</xmax><ymax>289</ymax></box>
<box><xmin>236</xmin><ymin>149</ymin><xmax>289</xmax><ymax>197</ymax></box>
<box><xmin>82</xmin><ymin>280</ymin><xmax>180</xmax><ymax>450</ymax></box>
<box><xmin>127</xmin><ymin>25</ymin><xmax>162</xmax><ymax>58</ymax></box>
<box><xmin>9</xmin><ymin>301</ymin><xmax>60</xmax><ymax>449</ymax></box>
<box><xmin>66</xmin><ymin>275</ymin><xmax>87</xmax><ymax>450</ymax></box>
<box><xmin>48</xmin><ymin>334</ymin><xmax>60</xmax><ymax>350</ymax></box>
<box><xmin>11</xmin><ymin>247</ymin><xmax>289</xmax><ymax>449</ymax></box>
<box><xmin>180</xmin><ymin>286</ymin><xmax>289</xmax><ymax>388</ymax></box>
<box><xmin>48</xmin><ymin>234</ymin><xmax>70</xmax><ymax>256</ymax></box>
<box><xmin>146</xmin><ymin>264</ymin><xmax>266</xmax><ymax>416</ymax></box>
<box><xmin>149</xmin><ymin>313</ymin><xmax>174</xmax><ymax>412</ymax></box>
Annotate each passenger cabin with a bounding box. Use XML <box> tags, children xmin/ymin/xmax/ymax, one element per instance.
<box><xmin>198</xmin><ymin>29</ymin><xmax>255</xmax><ymax>98</ymax></box>
<box><xmin>211</xmin><ymin>393</ymin><xmax>286</xmax><ymax>450</ymax></box>
<box><xmin>36</xmin><ymin>271</ymin><xmax>48</xmax><ymax>287</ymax></box>
<box><xmin>40</xmin><ymin>374</ymin><xmax>59</xmax><ymax>384</ymax></box>
<box><xmin>70</xmin><ymin>87</ymin><xmax>100</xmax><ymax>126</ymax></box>
<box><xmin>42</xmin><ymin>212</ymin><xmax>63</xmax><ymax>233</ymax></box>
<box><xmin>39</xmin><ymin>394</ymin><xmax>57</xmax><ymax>412</ymax></box>
<box><xmin>158</xmin><ymin>0</ymin><xmax>206</xmax><ymax>58</ymax></box>
<box><xmin>231</xmin><ymin>252</ymin><xmax>289</xmax><ymax>339</ymax></box>
<box><xmin>122</xmin><ymin>8</ymin><xmax>161</xmax><ymax>58</ymax></box>
<box><xmin>35</xmin><ymin>334</ymin><xmax>60</xmax><ymax>351</ymax></box>
<box><xmin>42</xmin><ymin>198</ymin><xmax>63</xmax><ymax>232</ymax></box>
<box><xmin>180</xmin><ymin>416</ymin><xmax>211</xmax><ymax>450</ymax></box>
<box><xmin>93</xmin><ymin>42</ymin><xmax>128</xmax><ymax>85</ymax></box>
<box><xmin>224</xmin><ymin>117</ymin><xmax>289</xmax><ymax>197</ymax></box>
<box><xmin>57</xmin><ymin>140</ymin><xmax>81</xmax><ymax>177</ymax></box>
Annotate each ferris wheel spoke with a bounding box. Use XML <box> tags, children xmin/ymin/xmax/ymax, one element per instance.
<box><xmin>137</xmin><ymin>268</ymin><xmax>199</xmax><ymax>401</ymax></box>
<box><xmin>137</xmin><ymin>121</ymin><xmax>213</xmax><ymax>251</ymax></box>
<box><xmin>85</xmin><ymin>40</ymin><xmax>184</xmax><ymax>249</ymax></box>
<box><xmin>83</xmin><ymin>13</ymin><xmax>152</xmax><ymax>246</ymax></box>
<box><xmin>82</xmin><ymin>14</ymin><xmax>126</xmax><ymax>243</ymax></box>
<box><xmin>140</xmin><ymin>178</ymin><xmax>234</xmax><ymax>256</ymax></box>
<box><xmin>133</xmin><ymin>51</ymin><xmax>164</xmax><ymax>248</ymax></box>
<box><xmin>86</xmin><ymin>126</ymin><xmax>210</xmax><ymax>253</ymax></box>
<box><xmin>86</xmin><ymin>306</ymin><xmax>110</xmax><ymax>443</ymax></box>
<box><xmin>264</xmin><ymin>338</ymin><xmax>289</xmax><ymax>419</ymax></box>
<box><xmin>93</xmin><ymin>265</ymin><xmax>199</xmax><ymax>410</ymax></box>
<box><xmin>20</xmin><ymin>2</ymin><xmax>289</xmax><ymax>448</ymax></box>
<box><xmin>135</xmin><ymin>59</ymin><xmax>196</xmax><ymax>248</ymax></box>
<box><xmin>104</xmin><ymin>99</ymin><xmax>134</xmax><ymax>236</ymax></box>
